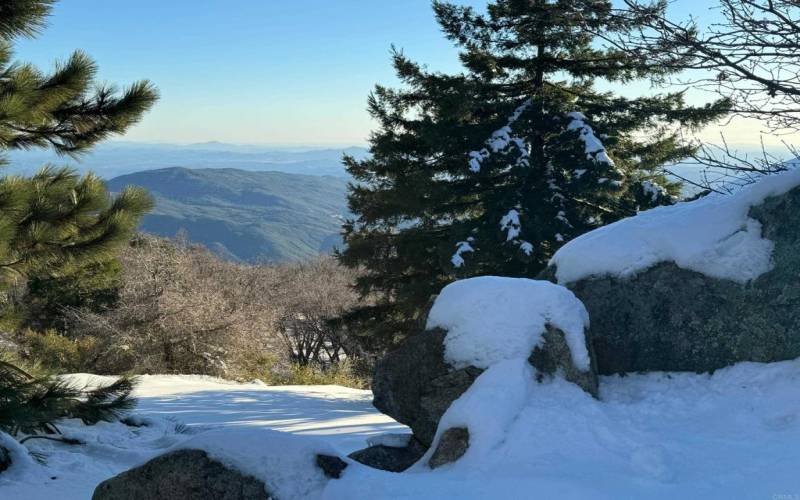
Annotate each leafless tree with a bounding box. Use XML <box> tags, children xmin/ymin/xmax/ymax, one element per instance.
<box><xmin>270</xmin><ymin>257</ymin><xmax>365</xmax><ymax>367</ymax></box>
<box><xmin>68</xmin><ymin>236</ymin><xmax>278</xmax><ymax>376</ymax></box>
<box><xmin>626</xmin><ymin>0</ymin><xmax>800</xmax><ymax>131</ymax></box>
<box><xmin>619</xmin><ymin>0</ymin><xmax>800</xmax><ymax>190</ymax></box>
<box><xmin>67</xmin><ymin>236</ymin><xmax>366</xmax><ymax>378</ymax></box>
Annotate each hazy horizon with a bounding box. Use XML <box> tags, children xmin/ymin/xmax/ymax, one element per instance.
<box><xmin>10</xmin><ymin>0</ymin><xmax>798</xmax><ymax>149</ymax></box>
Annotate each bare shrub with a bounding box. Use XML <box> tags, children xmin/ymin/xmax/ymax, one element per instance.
<box><xmin>69</xmin><ymin>236</ymin><xmax>277</xmax><ymax>376</ymax></box>
<box><xmin>269</xmin><ymin>257</ymin><xmax>364</xmax><ymax>367</ymax></box>
<box><xmin>67</xmin><ymin>235</ymin><xmax>369</xmax><ymax>384</ymax></box>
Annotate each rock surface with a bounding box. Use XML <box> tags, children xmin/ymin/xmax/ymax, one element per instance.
<box><xmin>315</xmin><ymin>454</ymin><xmax>348</xmax><ymax>479</ymax></box>
<box><xmin>348</xmin><ymin>438</ymin><xmax>427</xmax><ymax>472</ymax></box>
<box><xmin>428</xmin><ymin>427</ymin><xmax>470</xmax><ymax>469</ymax></box>
<box><xmin>92</xmin><ymin>449</ymin><xmax>270</xmax><ymax>500</ymax></box>
<box><xmin>541</xmin><ymin>186</ymin><xmax>800</xmax><ymax>374</ymax></box>
<box><xmin>0</xmin><ymin>444</ymin><xmax>10</xmax><ymax>474</ymax></box>
<box><xmin>372</xmin><ymin>323</ymin><xmax>597</xmax><ymax>447</ymax></box>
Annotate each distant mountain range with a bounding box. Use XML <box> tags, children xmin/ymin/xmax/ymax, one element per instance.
<box><xmin>107</xmin><ymin>167</ymin><xmax>350</xmax><ymax>262</ymax></box>
<box><xmin>7</xmin><ymin>141</ymin><xmax>369</xmax><ymax>179</ymax></box>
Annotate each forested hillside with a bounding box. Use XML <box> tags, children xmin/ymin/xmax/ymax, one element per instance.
<box><xmin>107</xmin><ymin>167</ymin><xmax>349</xmax><ymax>262</ymax></box>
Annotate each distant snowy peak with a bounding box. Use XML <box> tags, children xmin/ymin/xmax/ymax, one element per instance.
<box><xmin>426</xmin><ymin>276</ymin><xmax>590</xmax><ymax>371</ymax></box>
<box><xmin>550</xmin><ymin>167</ymin><xmax>800</xmax><ymax>284</ymax></box>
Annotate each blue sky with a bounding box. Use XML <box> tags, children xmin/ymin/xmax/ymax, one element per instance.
<box><xmin>14</xmin><ymin>0</ymin><xmax>778</xmax><ymax>147</ymax></box>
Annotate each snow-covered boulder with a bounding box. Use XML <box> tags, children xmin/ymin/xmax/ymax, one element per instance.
<box><xmin>372</xmin><ymin>277</ymin><xmax>597</xmax><ymax>448</ymax></box>
<box><xmin>542</xmin><ymin>169</ymin><xmax>800</xmax><ymax>374</ymax></box>
<box><xmin>93</xmin><ymin>428</ymin><xmax>344</xmax><ymax>500</ymax></box>
<box><xmin>92</xmin><ymin>449</ymin><xmax>269</xmax><ymax>500</ymax></box>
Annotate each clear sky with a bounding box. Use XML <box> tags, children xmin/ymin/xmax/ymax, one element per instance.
<box><xmin>12</xmin><ymin>0</ymin><xmax>793</xmax><ymax>148</ymax></box>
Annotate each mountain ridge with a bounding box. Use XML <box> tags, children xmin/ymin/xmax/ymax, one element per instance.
<box><xmin>107</xmin><ymin>167</ymin><xmax>350</xmax><ymax>262</ymax></box>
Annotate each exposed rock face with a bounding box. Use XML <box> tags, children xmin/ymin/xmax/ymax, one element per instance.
<box><xmin>348</xmin><ymin>438</ymin><xmax>427</xmax><ymax>472</ymax></box>
<box><xmin>92</xmin><ymin>449</ymin><xmax>270</xmax><ymax>500</ymax></box>
<box><xmin>372</xmin><ymin>324</ymin><xmax>597</xmax><ymax>447</ymax></box>
<box><xmin>428</xmin><ymin>427</ymin><xmax>469</xmax><ymax>469</ymax></box>
<box><xmin>540</xmin><ymin>187</ymin><xmax>800</xmax><ymax>374</ymax></box>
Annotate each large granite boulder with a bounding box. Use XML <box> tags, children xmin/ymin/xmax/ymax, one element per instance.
<box><xmin>92</xmin><ymin>449</ymin><xmax>269</xmax><ymax>500</ymax></box>
<box><xmin>373</xmin><ymin>325</ymin><xmax>597</xmax><ymax>448</ymax></box>
<box><xmin>540</xmin><ymin>185</ymin><xmax>800</xmax><ymax>375</ymax></box>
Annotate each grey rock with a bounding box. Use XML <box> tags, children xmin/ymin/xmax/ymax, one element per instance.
<box><xmin>428</xmin><ymin>427</ymin><xmax>469</xmax><ymax>469</ymax></box>
<box><xmin>530</xmin><ymin>325</ymin><xmax>599</xmax><ymax>395</ymax></box>
<box><xmin>348</xmin><ymin>438</ymin><xmax>427</xmax><ymax>472</ymax></box>
<box><xmin>315</xmin><ymin>454</ymin><xmax>347</xmax><ymax>479</ymax></box>
<box><xmin>92</xmin><ymin>449</ymin><xmax>270</xmax><ymax>500</ymax></box>
<box><xmin>540</xmin><ymin>186</ymin><xmax>800</xmax><ymax>374</ymax></box>
<box><xmin>0</xmin><ymin>444</ymin><xmax>10</xmax><ymax>474</ymax></box>
<box><xmin>373</xmin><ymin>322</ymin><xmax>597</xmax><ymax>447</ymax></box>
<box><xmin>372</xmin><ymin>328</ymin><xmax>481</xmax><ymax>448</ymax></box>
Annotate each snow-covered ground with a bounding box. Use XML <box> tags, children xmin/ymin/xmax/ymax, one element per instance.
<box><xmin>2</xmin><ymin>360</ymin><xmax>799</xmax><ymax>499</ymax></box>
<box><xmin>0</xmin><ymin>375</ymin><xmax>405</xmax><ymax>500</ymax></box>
<box><xmin>331</xmin><ymin>359</ymin><xmax>800</xmax><ymax>499</ymax></box>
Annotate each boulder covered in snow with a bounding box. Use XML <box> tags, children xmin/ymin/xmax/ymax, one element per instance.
<box><xmin>372</xmin><ymin>277</ymin><xmax>597</xmax><ymax>448</ymax></box>
<box><xmin>542</xmin><ymin>169</ymin><xmax>800</xmax><ymax>374</ymax></box>
<box><xmin>92</xmin><ymin>449</ymin><xmax>270</xmax><ymax>500</ymax></box>
<box><xmin>93</xmin><ymin>428</ymin><xmax>343</xmax><ymax>500</ymax></box>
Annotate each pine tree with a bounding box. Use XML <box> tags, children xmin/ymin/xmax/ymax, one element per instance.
<box><xmin>24</xmin><ymin>259</ymin><xmax>122</xmax><ymax>332</ymax></box>
<box><xmin>340</xmin><ymin>0</ymin><xmax>729</xmax><ymax>344</ymax></box>
<box><xmin>0</xmin><ymin>0</ymin><xmax>157</xmax><ymax>438</ymax></box>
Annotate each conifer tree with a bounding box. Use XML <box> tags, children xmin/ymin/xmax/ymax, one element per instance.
<box><xmin>340</xmin><ymin>0</ymin><xmax>729</xmax><ymax>343</ymax></box>
<box><xmin>0</xmin><ymin>0</ymin><xmax>157</xmax><ymax>438</ymax></box>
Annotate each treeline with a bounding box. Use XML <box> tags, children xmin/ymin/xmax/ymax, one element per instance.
<box><xmin>4</xmin><ymin>235</ymin><xmax>371</xmax><ymax>386</ymax></box>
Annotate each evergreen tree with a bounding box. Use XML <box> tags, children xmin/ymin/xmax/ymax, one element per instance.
<box><xmin>0</xmin><ymin>0</ymin><xmax>157</xmax><ymax>438</ymax></box>
<box><xmin>24</xmin><ymin>259</ymin><xmax>122</xmax><ymax>332</ymax></box>
<box><xmin>340</xmin><ymin>0</ymin><xmax>729</xmax><ymax>344</ymax></box>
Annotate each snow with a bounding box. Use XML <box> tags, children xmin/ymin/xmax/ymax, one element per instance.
<box><xmin>425</xmin><ymin>276</ymin><xmax>591</xmax><ymax>371</ymax></box>
<box><xmin>415</xmin><ymin>359</ymin><xmax>535</xmax><ymax>470</ymax></box>
<box><xmin>0</xmin><ymin>375</ymin><xmax>404</xmax><ymax>500</ymax></box>
<box><xmin>467</xmin><ymin>99</ymin><xmax>531</xmax><ymax>173</ymax></box>
<box><xmin>326</xmin><ymin>357</ymin><xmax>800</xmax><ymax>500</ymax></box>
<box><xmin>173</xmin><ymin>428</ymin><xmax>336</xmax><ymax>499</ymax></box>
<box><xmin>451</xmin><ymin>238</ymin><xmax>475</xmax><ymax>268</ymax></box>
<box><xmin>566</xmin><ymin>111</ymin><xmax>615</xmax><ymax>165</ymax></box>
<box><xmin>2</xmin><ymin>359</ymin><xmax>800</xmax><ymax>499</ymax></box>
<box><xmin>551</xmin><ymin>167</ymin><xmax>800</xmax><ymax>284</ymax></box>
<box><xmin>641</xmin><ymin>179</ymin><xmax>668</xmax><ymax>202</ymax></box>
<box><xmin>499</xmin><ymin>209</ymin><xmax>521</xmax><ymax>241</ymax></box>
<box><xmin>366</xmin><ymin>433</ymin><xmax>411</xmax><ymax>448</ymax></box>
<box><xmin>0</xmin><ymin>432</ymin><xmax>36</xmax><ymax>482</ymax></box>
